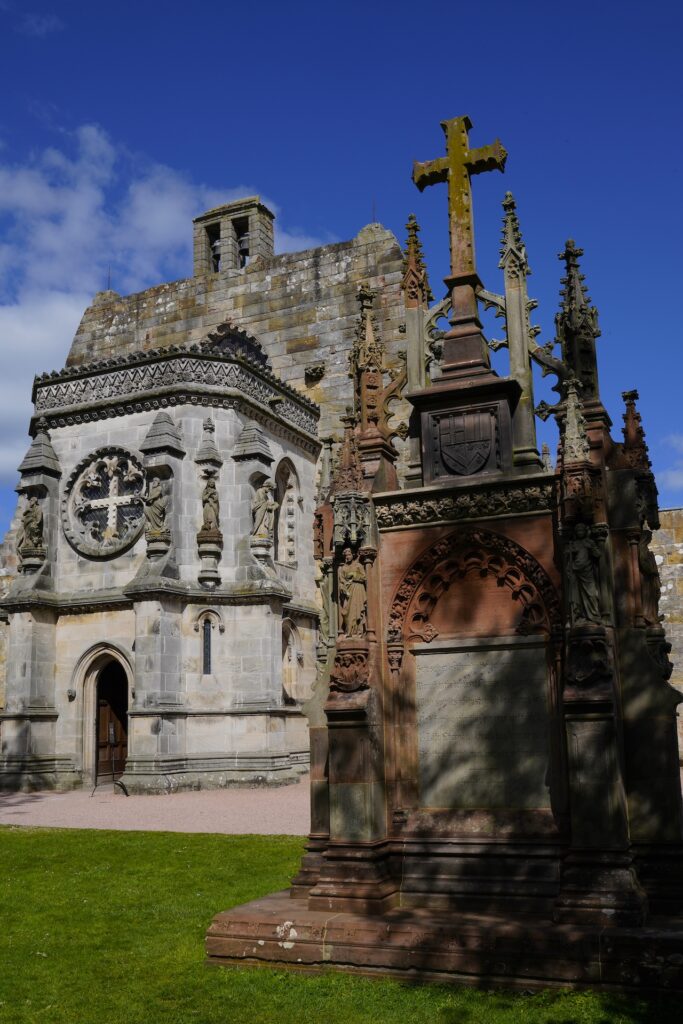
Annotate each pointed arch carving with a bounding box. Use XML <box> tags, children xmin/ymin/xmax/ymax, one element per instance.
<box><xmin>387</xmin><ymin>526</ymin><xmax>561</xmax><ymax>645</ymax></box>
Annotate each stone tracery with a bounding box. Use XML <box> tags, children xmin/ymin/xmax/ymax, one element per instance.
<box><xmin>388</xmin><ymin>526</ymin><xmax>561</xmax><ymax>645</ymax></box>
<box><xmin>62</xmin><ymin>447</ymin><xmax>146</xmax><ymax>558</ymax></box>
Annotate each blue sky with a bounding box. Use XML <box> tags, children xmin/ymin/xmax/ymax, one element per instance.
<box><xmin>0</xmin><ymin>0</ymin><xmax>681</xmax><ymax>536</ymax></box>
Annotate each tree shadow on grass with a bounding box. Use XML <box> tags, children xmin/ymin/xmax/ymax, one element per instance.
<box><xmin>436</xmin><ymin>987</ymin><xmax>683</xmax><ymax>1024</ymax></box>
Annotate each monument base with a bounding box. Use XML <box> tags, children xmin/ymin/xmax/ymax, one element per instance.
<box><xmin>206</xmin><ymin>891</ymin><xmax>683</xmax><ymax>991</ymax></box>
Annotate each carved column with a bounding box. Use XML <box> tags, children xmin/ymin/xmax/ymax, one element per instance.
<box><xmin>555</xmin><ymin>520</ymin><xmax>647</xmax><ymax>926</ymax></box>
<box><xmin>307</xmin><ymin>501</ymin><xmax>395</xmax><ymax>914</ymax></box>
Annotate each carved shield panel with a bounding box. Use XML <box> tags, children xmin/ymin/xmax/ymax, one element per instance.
<box><xmin>438</xmin><ymin>410</ymin><xmax>493</xmax><ymax>476</ymax></box>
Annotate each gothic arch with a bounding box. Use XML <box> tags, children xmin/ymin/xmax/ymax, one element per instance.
<box><xmin>282</xmin><ymin>618</ymin><xmax>303</xmax><ymax>704</ymax></box>
<box><xmin>387</xmin><ymin>526</ymin><xmax>561</xmax><ymax>646</ymax></box>
<box><xmin>193</xmin><ymin>608</ymin><xmax>225</xmax><ymax>676</ymax></box>
<box><xmin>72</xmin><ymin>642</ymin><xmax>134</xmax><ymax>786</ymax></box>
<box><xmin>274</xmin><ymin>458</ymin><xmax>301</xmax><ymax>566</ymax></box>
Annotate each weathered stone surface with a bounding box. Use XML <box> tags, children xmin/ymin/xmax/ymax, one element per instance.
<box><xmin>650</xmin><ymin>506</ymin><xmax>683</xmax><ymax>761</ymax></box>
<box><xmin>415</xmin><ymin>638</ymin><xmax>550</xmax><ymax>810</ymax></box>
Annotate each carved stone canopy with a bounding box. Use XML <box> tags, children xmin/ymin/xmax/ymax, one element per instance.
<box><xmin>62</xmin><ymin>447</ymin><xmax>146</xmax><ymax>559</ymax></box>
<box><xmin>388</xmin><ymin>526</ymin><xmax>560</xmax><ymax>644</ymax></box>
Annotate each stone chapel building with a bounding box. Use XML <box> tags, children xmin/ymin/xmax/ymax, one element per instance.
<box><xmin>0</xmin><ymin>188</ymin><xmax>680</xmax><ymax>797</ymax></box>
<box><xmin>0</xmin><ymin>197</ymin><xmax>410</xmax><ymax>792</ymax></box>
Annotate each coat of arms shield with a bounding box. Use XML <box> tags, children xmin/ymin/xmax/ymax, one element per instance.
<box><xmin>438</xmin><ymin>410</ymin><xmax>493</xmax><ymax>476</ymax></box>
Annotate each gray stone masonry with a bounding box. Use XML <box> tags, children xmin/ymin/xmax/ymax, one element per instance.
<box><xmin>650</xmin><ymin>507</ymin><xmax>683</xmax><ymax>761</ymax></box>
<box><xmin>66</xmin><ymin>223</ymin><xmax>409</xmax><ymax>466</ymax></box>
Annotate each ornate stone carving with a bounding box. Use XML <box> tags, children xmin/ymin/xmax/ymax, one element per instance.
<box><xmin>16</xmin><ymin>494</ymin><xmax>46</xmax><ymax>572</ymax></box>
<box><xmin>304</xmin><ymin>362</ymin><xmax>325</xmax><ymax>385</ymax></box>
<box><xmin>251</xmin><ymin>479</ymin><xmax>277</xmax><ymax>543</ymax></box>
<box><xmin>646</xmin><ymin>627</ymin><xmax>674</xmax><ymax>681</ymax></box>
<box><xmin>200</xmin><ymin>474</ymin><xmax>220</xmax><ymax>533</ymax></box>
<box><xmin>62</xmin><ymin>448</ymin><xmax>145</xmax><ymax>559</ymax></box>
<box><xmin>436</xmin><ymin>407</ymin><xmax>497</xmax><ymax>475</ymax></box>
<box><xmin>332</xmin><ymin>494</ymin><xmax>371</xmax><ymax>551</ymax></box>
<box><xmin>374</xmin><ymin>479</ymin><xmax>554</xmax><ymax>529</ymax></box>
<box><xmin>387</xmin><ymin>527</ymin><xmax>561</xmax><ymax>643</ymax></box>
<box><xmin>401</xmin><ymin>214</ymin><xmax>432</xmax><ymax>309</ymax></box>
<box><xmin>329</xmin><ymin>646</ymin><xmax>369</xmax><ymax>694</ymax></box>
<box><xmin>142</xmin><ymin>476</ymin><xmax>169</xmax><ymax>539</ymax></box>
<box><xmin>638</xmin><ymin>529</ymin><xmax>662</xmax><ymax>626</ymax></box>
<box><xmin>34</xmin><ymin>352</ymin><xmax>318</xmax><ymax>437</ymax></box>
<box><xmin>197</xmin><ymin>468</ymin><xmax>223</xmax><ymax>589</ymax></box>
<box><xmin>195</xmin><ymin>417</ymin><xmax>223</xmax><ymax>468</ymax></box>
<box><xmin>337</xmin><ymin>548</ymin><xmax>367</xmax><ymax>639</ymax></box>
<box><xmin>232</xmin><ymin>423</ymin><xmax>274</xmax><ymax>464</ymax></box>
<box><xmin>565</xmin><ymin>523</ymin><xmax>602</xmax><ymax>625</ymax></box>
<box><xmin>17</xmin><ymin>495</ymin><xmax>44</xmax><ymax>551</ymax></box>
<box><xmin>565</xmin><ymin>626</ymin><xmax>612</xmax><ymax>692</ymax></box>
<box><xmin>562</xmin><ymin>379</ymin><xmax>591</xmax><ymax>464</ymax></box>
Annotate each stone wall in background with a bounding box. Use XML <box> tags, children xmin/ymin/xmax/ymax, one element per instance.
<box><xmin>64</xmin><ymin>225</ymin><xmax>409</xmax><ymax>451</ymax></box>
<box><xmin>651</xmin><ymin>507</ymin><xmax>683</xmax><ymax>760</ymax></box>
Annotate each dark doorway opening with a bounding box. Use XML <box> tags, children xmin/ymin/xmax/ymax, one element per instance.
<box><xmin>96</xmin><ymin>660</ymin><xmax>128</xmax><ymax>783</ymax></box>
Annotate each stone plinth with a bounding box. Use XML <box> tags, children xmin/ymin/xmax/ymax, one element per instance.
<box><xmin>206</xmin><ymin>891</ymin><xmax>683</xmax><ymax>991</ymax></box>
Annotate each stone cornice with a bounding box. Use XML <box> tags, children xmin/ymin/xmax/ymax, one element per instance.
<box><xmin>31</xmin><ymin>347</ymin><xmax>319</xmax><ymax>445</ymax></box>
<box><xmin>373</xmin><ymin>473</ymin><xmax>556</xmax><ymax>530</ymax></box>
<box><xmin>0</xmin><ymin>579</ymin><xmax>297</xmax><ymax>615</ymax></box>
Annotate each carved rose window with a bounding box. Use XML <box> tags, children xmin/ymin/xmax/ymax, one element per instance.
<box><xmin>62</xmin><ymin>448</ymin><xmax>146</xmax><ymax>558</ymax></box>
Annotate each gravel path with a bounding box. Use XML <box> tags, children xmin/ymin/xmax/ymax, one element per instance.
<box><xmin>0</xmin><ymin>776</ymin><xmax>310</xmax><ymax>835</ymax></box>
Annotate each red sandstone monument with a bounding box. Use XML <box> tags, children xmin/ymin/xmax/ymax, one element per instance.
<box><xmin>206</xmin><ymin>116</ymin><xmax>683</xmax><ymax>990</ymax></box>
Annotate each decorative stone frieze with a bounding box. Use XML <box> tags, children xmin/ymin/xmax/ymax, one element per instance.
<box><xmin>33</xmin><ymin>336</ymin><xmax>319</xmax><ymax>439</ymax></box>
<box><xmin>374</xmin><ymin>477</ymin><xmax>554</xmax><ymax>529</ymax></box>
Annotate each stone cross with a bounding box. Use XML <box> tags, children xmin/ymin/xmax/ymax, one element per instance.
<box><xmin>83</xmin><ymin>476</ymin><xmax>139</xmax><ymax>542</ymax></box>
<box><xmin>413</xmin><ymin>115</ymin><xmax>507</xmax><ymax>280</ymax></box>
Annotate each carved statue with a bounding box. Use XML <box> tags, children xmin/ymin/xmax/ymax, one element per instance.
<box><xmin>142</xmin><ymin>476</ymin><xmax>168</xmax><ymax>535</ymax></box>
<box><xmin>17</xmin><ymin>495</ymin><xmax>44</xmax><ymax>551</ymax></box>
<box><xmin>251</xmin><ymin>479</ymin><xmax>277</xmax><ymax>542</ymax></box>
<box><xmin>201</xmin><ymin>475</ymin><xmax>220</xmax><ymax>532</ymax></box>
<box><xmin>638</xmin><ymin>529</ymin><xmax>662</xmax><ymax>625</ymax></box>
<box><xmin>566</xmin><ymin>523</ymin><xmax>601</xmax><ymax>624</ymax></box>
<box><xmin>338</xmin><ymin>547</ymin><xmax>367</xmax><ymax>638</ymax></box>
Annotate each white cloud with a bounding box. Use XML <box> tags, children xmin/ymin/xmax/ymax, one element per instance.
<box><xmin>17</xmin><ymin>12</ymin><xmax>64</xmax><ymax>37</ymax></box>
<box><xmin>659</xmin><ymin>435</ymin><xmax>683</xmax><ymax>491</ymax></box>
<box><xmin>0</xmin><ymin>124</ymin><xmax>335</xmax><ymax>535</ymax></box>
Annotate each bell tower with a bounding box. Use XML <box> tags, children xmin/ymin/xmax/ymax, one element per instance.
<box><xmin>193</xmin><ymin>195</ymin><xmax>275</xmax><ymax>275</ymax></box>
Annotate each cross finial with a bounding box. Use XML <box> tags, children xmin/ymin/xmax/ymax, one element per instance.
<box><xmin>413</xmin><ymin>115</ymin><xmax>507</xmax><ymax>280</ymax></box>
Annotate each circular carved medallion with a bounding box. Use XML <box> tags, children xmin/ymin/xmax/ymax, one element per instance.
<box><xmin>62</xmin><ymin>447</ymin><xmax>146</xmax><ymax>559</ymax></box>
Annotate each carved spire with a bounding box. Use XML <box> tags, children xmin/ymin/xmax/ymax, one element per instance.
<box><xmin>498</xmin><ymin>192</ymin><xmax>529</xmax><ymax>277</ymax></box>
<box><xmin>621</xmin><ymin>389</ymin><xmax>651</xmax><ymax>471</ymax></box>
<box><xmin>329</xmin><ymin>411</ymin><xmax>364</xmax><ymax>495</ymax></box>
<box><xmin>401</xmin><ymin>214</ymin><xmax>432</xmax><ymax>308</ymax></box>
<box><xmin>555</xmin><ymin>240</ymin><xmax>601</xmax><ymax>403</ymax></box>
<box><xmin>18</xmin><ymin>418</ymin><xmax>61</xmax><ymax>478</ymax></box>
<box><xmin>562</xmin><ymin>379</ymin><xmax>591</xmax><ymax>464</ymax></box>
<box><xmin>492</xmin><ymin>192</ymin><xmax>541</xmax><ymax>469</ymax></box>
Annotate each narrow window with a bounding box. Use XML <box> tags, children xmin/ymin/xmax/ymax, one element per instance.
<box><xmin>233</xmin><ymin>216</ymin><xmax>250</xmax><ymax>268</ymax></box>
<box><xmin>206</xmin><ymin>224</ymin><xmax>221</xmax><ymax>272</ymax></box>
<box><xmin>202</xmin><ymin>618</ymin><xmax>212</xmax><ymax>675</ymax></box>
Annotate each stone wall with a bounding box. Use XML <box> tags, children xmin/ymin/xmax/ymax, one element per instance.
<box><xmin>651</xmin><ymin>507</ymin><xmax>683</xmax><ymax>760</ymax></box>
<box><xmin>64</xmin><ymin>225</ymin><xmax>409</xmax><ymax>452</ymax></box>
<box><xmin>0</xmin><ymin>514</ymin><xmax>19</xmax><ymax>709</ymax></box>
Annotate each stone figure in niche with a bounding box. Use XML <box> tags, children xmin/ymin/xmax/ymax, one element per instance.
<box><xmin>338</xmin><ymin>547</ymin><xmax>367</xmax><ymax>638</ymax></box>
<box><xmin>201</xmin><ymin>474</ymin><xmax>220</xmax><ymax>532</ymax></box>
<box><xmin>638</xmin><ymin>529</ymin><xmax>662</xmax><ymax>625</ymax></box>
<box><xmin>142</xmin><ymin>476</ymin><xmax>169</xmax><ymax>536</ymax></box>
<box><xmin>17</xmin><ymin>495</ymin><xmax>44</xmax><ymax>551</ymax></box>
<box><xmin>566</xmin><ymin>522</ymin><xmax>601</xmax><ymax>624</ymax></box>
<box><xmin>251</xmin><ymin>480</ymin><xmax>278</xmax><ymax>542</ymax></box>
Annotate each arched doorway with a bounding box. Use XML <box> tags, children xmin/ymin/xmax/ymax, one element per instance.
<box><xmin>95</xmin><ymin>660</ymin><xmax>129</xmax><ymax>782</ymax></box>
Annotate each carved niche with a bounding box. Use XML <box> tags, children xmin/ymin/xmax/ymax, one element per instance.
<box><xmin>62</xmin><ymin>447</ymin><xmax>146</xmax><ymax>558</ymax></box>
<box><xmin>387</xmin><ymin>526</ymin><xmax>561</xmax><ymax>648</ymax></box>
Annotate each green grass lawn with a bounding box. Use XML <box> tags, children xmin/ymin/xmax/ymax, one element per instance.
<box><xmin>1</xmin><ymin>826</ymin><xmax>681</xmax><ymax>1024</ymax></box>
